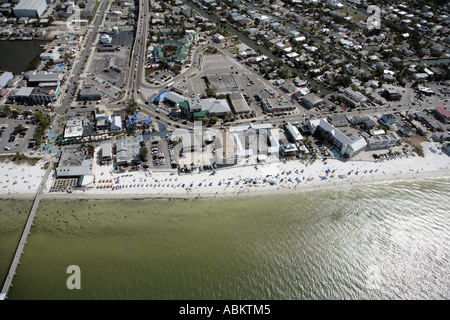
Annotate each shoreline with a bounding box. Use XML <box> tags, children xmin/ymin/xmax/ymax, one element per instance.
<box><xmin>1</xmin><ymin>142</ymin><xmax>449</xmax><ymax>201</ymax></box>
<box><xmin>38</xmin><ymin>170</ymin><xmax>450</xmax><ymax>201</ymax></box>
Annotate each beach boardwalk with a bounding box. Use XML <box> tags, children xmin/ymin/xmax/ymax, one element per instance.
<box><xmin>1</xmin><ymin>160</ymin><xmax>54</xmax><ymax>300</ymax></box>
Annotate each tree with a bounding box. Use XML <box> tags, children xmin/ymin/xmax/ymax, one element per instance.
<box><xmin>126</xmin><ymin>99</ymin><xmax>138</xmax><ymax>115</ymax></box>
<box><xmin>1</xmin><ymin>105</ymin><xmax>11</xmax><ymax>116</ymax></box>
<box><xmin>205</xmin><ymin>88</ymin><xmax>214</xmax><ymax>97</ymax></box>
<box><xmin>15</xmin><ymin>124</ymin><xmax>26</xmax><ymax>133</ymax></box>
<box><xmin>139</xmin><ymin>147</ymin><xmax>148</xmax><ymax>161</ymax></box>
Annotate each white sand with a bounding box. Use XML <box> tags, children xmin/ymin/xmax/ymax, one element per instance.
<box><xmin>0</xmin><ymin>160</ymin><xmax>47</xmax><ymax>197</ymax></box>
<box><xmin>43</xmin><ymin>141</ymin><xmax>450</xmax><ymax>200</ymax></box>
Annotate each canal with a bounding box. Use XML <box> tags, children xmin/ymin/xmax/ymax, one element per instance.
<box><xmin>183</xmin><ymin>0</ymin><xmax>334</xmax><ymax>96</ymax></box>
<box><xmin>0</xmin><ymin>40</ymin><xmax>49</xmax><ymax>75</ymax></box>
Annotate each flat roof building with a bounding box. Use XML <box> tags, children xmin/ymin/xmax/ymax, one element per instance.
<box><xmin>229</xmin><ymin>92</ymin><xmax>251</xmax><ymax>114</ymax></box>
<box><xmin>205</xmin><ymin>73</ymin><xmax>239</xmax><ymax>93</ymax></box>
<box><xmin>434</xmin><ymin>107</ymin><xmax>450</xmax><ymax>124</ymax></box>
<box><xmin>13</xmin><ymin>0</ymin><xmax>47</xmax><ymax>18</ymax></box>
<box><xmin>301</xmin><ymin>93</ymin><xmax>323</xmax><ymax>109</ymax></box>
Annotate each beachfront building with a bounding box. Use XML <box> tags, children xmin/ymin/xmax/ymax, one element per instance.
<box><xmin>13</xmin><ymin>87</ymin><xmax>34</xmax><ymax>102</ymax></box>
<box><xmin>101</xmin><ymin>143</ymin><xmax>112</xmax><ymax>164</ymax></box>
<box><xmin>53</xmin><ymin>146</ymin><xmax>94</xmax><ymax>191</ymax></box>
<box><xmin>114</xmin><ymin>140</ymin><xmax>141</xmax><ymax>167</ymax></box>
<box><xmin>213</xmin><ymin>130</ymin><xmax>238</xmax><ymax>165</ymax></box>
<box><xmin>228</xmin><ymin>123</ymin><xmax>280</xmax><ymax>161</ymax></box>
<box><xmin>308</xmin><ymin>119</ymin><xmax>367</xmax><ymax>158</ymax></box>
<box><xmin>366</xmin><ymin>133</ymin><xmax>399</xmax><ymax>150</ymax></box>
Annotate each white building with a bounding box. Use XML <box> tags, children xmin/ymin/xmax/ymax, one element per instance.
<box><xmin>285</xmin><ymin>122</ymin><xmax>303</xmax><ymax>142</ymax></box>
<box><xmin>110</xmin><ymin>116</ymin><xmax>122</xmax><ymax>134</ymax></box>
<box><xmin>308</xmin><ymin>119</ymin><xmax>367</xmax><ymax>158</ymax></box>
<box><xmin>366</xmin><ymin>133</ymin><xmax>399</xmax><ymax>150</ymax></box>
<box><xmin>64</xmin><ymin>118</ymin><xmax>83</xmax><ymax>139</ymax></box>
<box><xmin>13</xmin><ymin>0</ymin><xmax>47</xmax><ymax>18</ymax></box>
<box><xmin>99</xmin><ymin>34</ymin><xmax>112</xmax><ymax>44</ymax></box>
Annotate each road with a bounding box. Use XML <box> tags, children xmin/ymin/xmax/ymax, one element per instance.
<box><xmin>57</xmin><ymin>0</ymin><xmax>111</xmax><ymax>113</ymax></box>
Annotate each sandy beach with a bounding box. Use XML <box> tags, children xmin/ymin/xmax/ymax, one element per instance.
<box><xmin>0</xmin><ymin>141</ymin><xmax>449</xmax><ymax>200</ymax></box>
<box><xmin>16</xmin><ymin>141</ymin><xmax>445</xmax><ymax>200</ymax></box>
<box><xmin>0</xmin><ymin>160</ymin><xmax>47</xmax><ymax>198</ymax></box>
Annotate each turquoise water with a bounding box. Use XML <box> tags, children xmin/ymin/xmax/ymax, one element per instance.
<box><xmin>2</xmin><ymin>179</ymin><xmax>450</xmax><ymax>300</ymax></box>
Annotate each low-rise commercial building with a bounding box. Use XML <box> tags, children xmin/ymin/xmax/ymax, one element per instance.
<box><xmin>13</xmin><ymin>0</ymin><xmax>47</xmax><ymax>18</ymax></box>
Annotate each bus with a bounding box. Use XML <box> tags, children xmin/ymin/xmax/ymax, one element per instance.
<box><xmin>166</xmin><ymin>81</ymin><xmax>174</xmax><ymax>89</ymax></box>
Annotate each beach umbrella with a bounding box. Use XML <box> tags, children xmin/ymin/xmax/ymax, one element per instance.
<box><xmin>227</xmin><ymin>181</ymin><xmax>231</xmax><ymax>185</ymax></box>
<box><xmin>209</xmin><ymin>182</ymin><xmax>212</xmax><ymax>186</ymax></box>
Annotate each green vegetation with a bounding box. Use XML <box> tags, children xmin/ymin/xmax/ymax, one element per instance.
<box><xmin>93</xmin><ymin>1</ymin><xmax>100</xmax><ymax>12</ymax></box>
<box><xmin>205</xmin><ymin>88</ymin><xmax>214</xmax><ymax>97</ymax></box>
<box><xmin>0</xmin><ymin>153</ymin><xmax>43</xmax><ymax>166</ymax></box>
<box><xmin>25</xmin><ymin>54</ymin><xmax>41</xmax><ymax>71</ymax></box>
<box><xmin>126</xmin><ymin>99</ymin><xmax>138</xmax><ymax>115</ymax></box>
<box><xmin>139</xmin><ymin>147</ymin><xmax>148</xmax><ymax>161</ymax></box>
<box><xmin>33</xmin><ymin>110</ymin><xmax>52</xmax><ymax>148</ymax></box>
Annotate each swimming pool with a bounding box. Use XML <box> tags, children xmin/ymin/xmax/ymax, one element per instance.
<box><xmin>54</xmin><ymin>64</ymin><xmax>65</xmax><ymax>70</ymax></box>
<box><xmin>331</xmin><ymin>149</ymin><xmax>341</xmax><ymax>157</ymax></box>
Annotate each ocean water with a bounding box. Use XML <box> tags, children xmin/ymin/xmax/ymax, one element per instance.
<box><xmin>2</xmin><ymin>179</ymin><xmax>450</xmax><ymax>300</ymax></box>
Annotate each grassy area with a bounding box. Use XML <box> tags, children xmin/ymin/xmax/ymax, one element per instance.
<box><xmin>0</xmin><ymin>153</ymin><xmax>43</xmax><ymax>166</ymax></box>
<box><xmin>93</xmin><ymin>1</ymin><xmax>100</xmax><ymax>12</ymax></box>
<box><xmin>227</xmin><ymin>46</ymin><xmax>239</xmax><ymax>55</ymax></box>
<box><xmin>337</xmin><ymin>8</ymin><xmax>366</xmax><ymax>22</ymax></box>
<box><xmin>404</xmin><ymin>136</ymin><xmax>427</xmax><ymax>157</ymax></box>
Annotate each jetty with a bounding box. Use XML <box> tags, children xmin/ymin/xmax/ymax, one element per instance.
<box><xmin>0</xmin><ymin>160</ymin><xmax>54</xmax><ymax>300</ymax></box>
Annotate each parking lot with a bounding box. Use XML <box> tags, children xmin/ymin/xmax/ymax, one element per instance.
<box><xmin>0</xmin><ymin>117</ymin><xmax>37</xmax><ymax>154</ymax></box>
<box><xmin>144</xmin><ymin>138</ymin><xmax>174</xmax><ymax>170</ymax></box>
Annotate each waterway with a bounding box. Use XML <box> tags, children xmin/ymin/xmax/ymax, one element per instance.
<box><xmin>0</xmin><ymin>40</ymin><xmax>49</xmax><ymax>75</ymax></box>
<box><xmin>2</xmin><ymin>179</ymin><xmax>449</xmax><ymax>299</ymax></box>
<box><xmin>183</xmin><ymin>0</ymin><xmax>334</xmax><ymax>96</ymax></box>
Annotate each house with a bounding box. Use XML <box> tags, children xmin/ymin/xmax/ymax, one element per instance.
<box><xmin>212</xmin><ymin>33</ymin><xmax>225</xmax><ymax>43</ymax></box>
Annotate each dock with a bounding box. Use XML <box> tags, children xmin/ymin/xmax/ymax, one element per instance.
<box><xmin>0</xmin><ymin>160</ymin><xmax>54</xmax><ymax>300</ymax></box>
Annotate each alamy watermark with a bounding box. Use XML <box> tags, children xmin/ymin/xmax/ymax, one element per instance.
<box><xmin>66</xmin><ymin>265</ymin><xmax>81</xmax><ymax>290</ymax></box>
<box><xmin>66</xmin><ymin>6</ymin><xmax>82</xmax><ymax>32</ymax></box>
<box><xmin>367</xmin><ymin>5</ymin><xmax>381</xmax><ymax>30</ymax></box>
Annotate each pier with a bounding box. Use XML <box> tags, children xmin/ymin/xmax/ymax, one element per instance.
<box><xmin>0</xmin><ymin>160</ymin><xmax>54</xmax><ymax>300</ymax></box>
